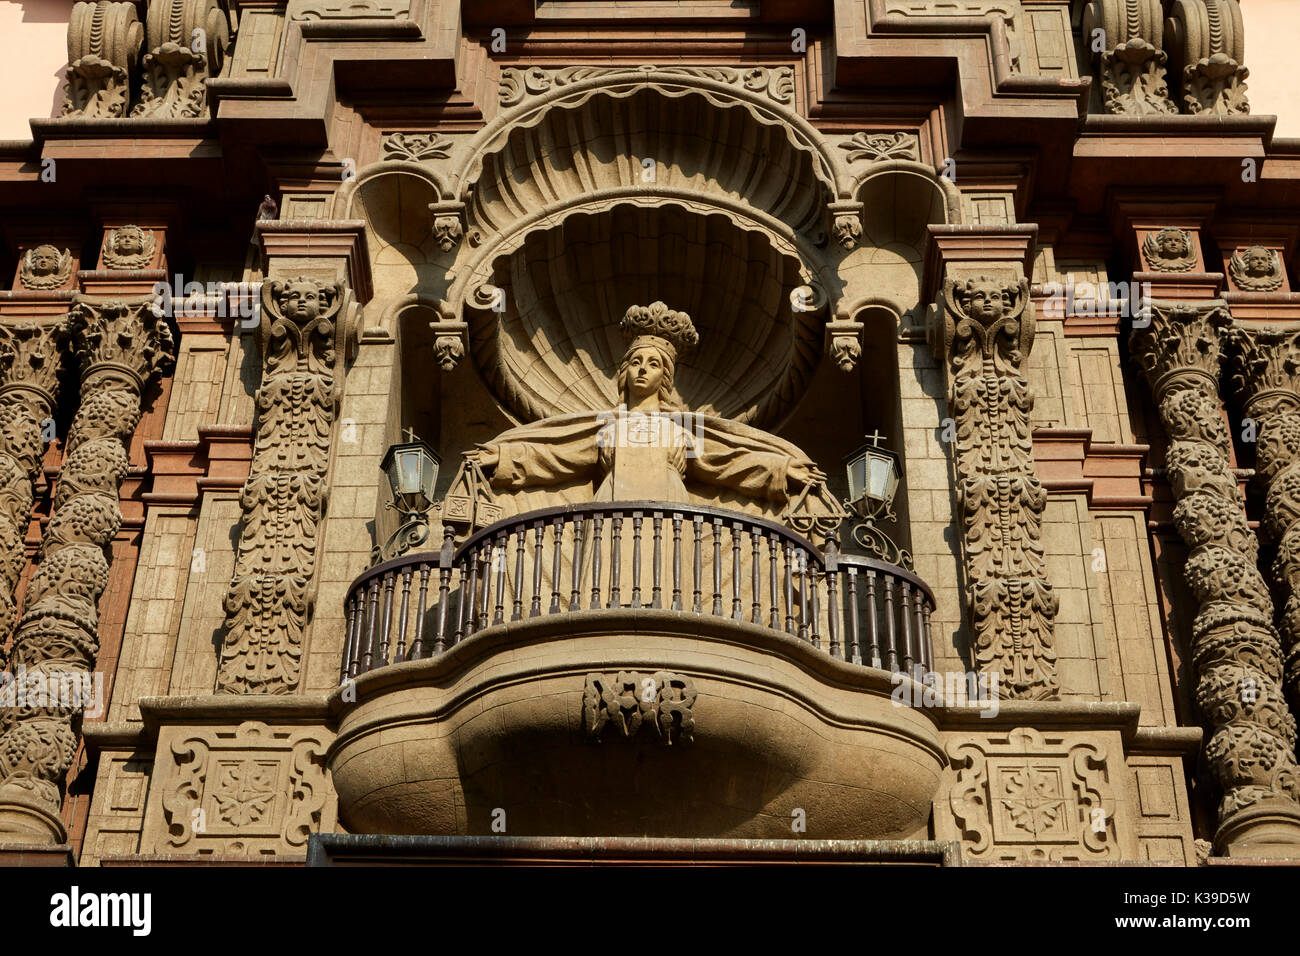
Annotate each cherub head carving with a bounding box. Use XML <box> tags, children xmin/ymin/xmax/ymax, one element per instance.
<box><xmin>1229</xmin><ymin>245</ymin><xmax>1283</xmax><ymax>292</ymax></box>
<box><xmin>102</xmin><ymin>225</ymin><xmax>156</xmax><ymax>270</ymax></box>
<box><xmin>18</xmin><ymin>245</ymin><xmax>72</xmax><ymax>290</ymax></box>
<box><xmin>271</xmin><ymin>277</ymin><xmax>337</xmax><ymax>324</ymax></box>
<box><xmin>1142</xmin><ymin>227</ymin><xmax>1197</xmax><ymax>272</ymax></box>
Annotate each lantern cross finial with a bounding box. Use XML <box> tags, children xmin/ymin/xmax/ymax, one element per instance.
<box><xmin>864</xmin><ymin>428</ymin><xmax>885</xmax><ymax>447</ymax></box>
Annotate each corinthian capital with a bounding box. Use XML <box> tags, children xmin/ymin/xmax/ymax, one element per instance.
<box><xmin>0</xmin><ymin>318</ymin><xmax>67</xmax><ymax>410</ymax></box>
<box><xmin>1130</xmin><ymin>301</ymin><xmax>1231</xmax><ymax>401</ymax></box>
<box><xmin>1228</xmin><ymin>325</ymin><xmax>1300</xmax><ymax>418</ymax></box>
<box><xmin>68</xmin><ymin>296</ymin><xmax>176</xmax><ymax>391</ymax></box>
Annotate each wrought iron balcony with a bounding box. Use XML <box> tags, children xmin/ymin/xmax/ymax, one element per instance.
<box><xmin>341</xmin><ymin>501</ymin><xmax>935</xmax><ymax>680</ymax></box>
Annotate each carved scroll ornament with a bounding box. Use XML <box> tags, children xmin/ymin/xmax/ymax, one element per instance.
<box><xmin>61</xmin><ymin>1</ymin><xmax>143</xmax><ymax>119</ymax></box>
<box><xmin>1083</xmin><ymin>0</ymin><xmax>1177</xmax><ymax>115</ymax></box>
<box><xmin>1132</xmin><ymin>303</ymin><xmax>1300</xmax><ymax>835</ymax></box>
<box><xmin>131</xmin><ymin>0</ymin><xmax>229</xmax><ymax>118</ymax></box>
<box><xmin>0</xmin><ymin>297</ymin><xmax>173</xmax><ymax>821</ymax></box>
<box><xmin>217</xmin><ymin>277</ymin><xmax>343</xmax><ymax>695</ymax></box>
<box><xmin>1166</xmin><ymin>0</ymin><xmax>1249</xmax><ymax>115</ymax></box>
<box><xmin>938</xmin><ymin>275</ymin><xmax>1059</xmax><ymax>700</ymax></box>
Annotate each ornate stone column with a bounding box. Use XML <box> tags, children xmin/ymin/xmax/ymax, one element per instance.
<box><xmin>927</xmin><ymin>226</ymin><xmax>1059</xmax><ymax>700</ymax></box>
<box><xmin>1132</xmin><ymin>301</ymin><xmax>1300</xmax><ymax>855</ymax></box>
<box><xmin>1230</xmin><ymin>326</ymin><xmax>1300</xmax><ymax>718</ymax></box>
<box><xmin>216</xmin><ymin>277</ymin><xmax>344</xmax><ymax>694</ymax></box>
<box><xmin>0</xmin><ymin>319</ymin><xmax>67</xmax><ymax>655</ymax></box>
<box><xmin>0</xmin><ymin>295</ymin><xmax>173</xmax><ymax>843</ymax></box>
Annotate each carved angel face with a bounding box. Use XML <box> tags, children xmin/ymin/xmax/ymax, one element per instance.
<box><xmin>1156</xmin><ymin>229</ymin><xmax>1189</xmax><ymax>258</ymax></box>
<box><xmin>113</xmin><ymin>228</ymin><xmax>145</xmax><ymax>256</ymax></box>
<box><xmin>278</xmin><ymin>281</ymin><xmax>324</xmax><ymax>321</ymax></box>
<box><xmin>29</xmin><ymin>245</ymin><xmax>61</xmax><ymax>275</ymax></box>
<box><xmin>964</xmin><ymin>280</ymin><xmax>1008</xmax><ymax>322</ymax></box>
<box><xmin>1242</xmin><ymin>246</ymin><xmax>1273</xmax><ymax>277</ymax></box>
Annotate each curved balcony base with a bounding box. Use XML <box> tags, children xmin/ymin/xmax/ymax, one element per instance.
<box><xmin>329</xmin><ymin>610</ymin><xmax>944</xmax><ymax>840</ymax></box>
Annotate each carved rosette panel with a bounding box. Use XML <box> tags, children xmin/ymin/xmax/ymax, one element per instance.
<box><xmin>61</xmin><ymin>1</ymin><xmax>143</xmax><ymax>118</ymax></box>
<box><xmin>1083</xmin><ymin>0</ymin><xmax>1177</xmax><ymax>115</ymax></box>
<box><xmin>0</xmin><ymin>298</ymin><xmax>173</xmax><ymax>818</ymax></box>
<box><xmin>0</xmin><ymin>320</ymin><xmax>66</xmax><ymax>656</ymax></box>
<box><xmin>1132</xmin><ymin>303</ymin><xmax>1300</xmax><ymax>830</ymax></box>
<box><xmin>217</xmin><ymin>278</ymin><xmax>342</xmax><ymax>695</ymax></box>
<box><xmin>1229</xmin><ymin>326</ymin><xmax>1300</xmax><ymax>714</ymax></box>
<box><xmin>130</xmin><ymin>0</ymin><xmax>229</xmax><ymax>118</ymax></box>
<box><xmin>943</xmin><ymin>728</ymin><xmax>1122</xmax><ymax>861</ymax></box>
<box><xmin>582</xmin><ymin>672</ymin><xmax>698</xmax><ymax>745</ymax></box>
<box><xmin>155</xmin><ymin>721</ymin><xmax>334</xmax><ymax>855</ymax></box>
<box><xmin>937</xmin><ymin>276</ymin><xmax>1059</xmax><ymax>700</ymax></box>
<box><xmin>499</xmin><ymin>65</ymin><xmax>795</xmax><ymax>109</ymax></box>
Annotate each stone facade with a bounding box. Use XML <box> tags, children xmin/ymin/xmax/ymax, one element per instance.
<box><xmin>0</xmin><ymin>0</ymin><xmax>1297</xmax><ymax>865</ymax></box>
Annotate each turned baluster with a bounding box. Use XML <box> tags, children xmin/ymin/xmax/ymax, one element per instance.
<box><xmin>731</xmin><ymin>521</ymin><xmax>743</xmax><ymax>621</ymax></box>
<box><xmin>591</xmin><ymin>513</ymin><xmax>604</xmax><ymax>608</ymax></box>
<box><xmin>570</xmin><ymin>514</ymin><xmax>585</xmax><ymax>611</ymax></box>
<box><xmin>362</xmin><ymin>577</ymin><xmax>380</xmax><ymax>673</ymax></box>
<box><xmin>610</xmin><ymin>513</ymin><xmax>623</xmax><ymax>607</ymax></box>
<box><xmin>512</xmin><ymin>527</ymin><xmax>526</xmax><ymax>622</ymax></box>
<box><xmin>750</xmin><ymin>527</ymin><xmax>762</xmax><ymax>624</ymax></box>
<box><xmin>530</xmin><ymin>520</ymin><xmax>544</xmax><ymax>617</ymax></box>
<box><xmin>631</xmin><ymin>511</ymin><xmax>643</xmax><ymax>608</ymax></box>
<box><xmin>550</xmin><ymin>515</ymin><xmax>564</xmax><ymax>614</ymax></box>
<box><xmin>783</xmin><ymin>545</ymin><xmax>795</xmax><ymax>635</ymax></box>
<box><xmin>652</xmin><ymin>512</ymin><xmax>663</xmax><ymax>609</ymax></box>
<box><xmin>845</xmin><ymin>567</ymin><xmax>861</xmax><ymax>665</ymax></box>
<box><xmin>826</xmin><ymin>555</ymin><xmax>840</xmax><ymax>660</ymax></box>
<box><xmin>493</xmin><ymin>532</ymin><xmax>508</xmax><ymax>626</ymax></box>
<box><xmin>343</xmin><ymin>594</ymin><xmax>359</xmax><ymax>681</ymax></box>
<box><xmin>692</xmin><ymin>515</ymin><xmax>704</xmax><ymax>613</ymax></box>
<box><xmin>865</xmin><ymin>569</ymin><xmax>881</xmax><ymax>668</ymax></box>
<box><xmin>711</xmin><ymin>517</ymin><xmax>723</xmax><ymax>617</ymax></box>
<box><xmin>671</xmin><ymin>513</ymin><xmax>683</xmax><ymax>611</ymax></box>
<box><xmin>883</xmin><ymin>575</ymin><xmax>898</xmax><ymax>672</ymax></box>
<box><xmin>768</xmin><ymin>533</ymin><xmax>779</xmax><ymax>630</ymax></box>
<box><xmin>394</xmin><ymin>565</ymin><xmax>414</xmax><ymax>662</ymax></box>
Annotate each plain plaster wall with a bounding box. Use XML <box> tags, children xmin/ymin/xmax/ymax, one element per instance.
<box><xmin>1241</xmin><ymin>0</ymin><xmax>1300</xmax><ymax>138</ymax></box>
<box><xmin>0</xmin><ymin>0</ymin><xmax>72</xmax><ymax>141</ymax></box>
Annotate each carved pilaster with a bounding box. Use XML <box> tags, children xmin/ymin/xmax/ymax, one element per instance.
<box><xmin>130</xmin><ymin>0</ymin><xmax>230</xmax><ymax>119</ymax></box>
<box><xmin>217</xmin><ymin>277</ymin><xmax>343</xmax><ymax>695</ymax></box>
<box><xmin>1133</xmin><ymin>302</ymin><xmax>1300</xmax><ymax>852</ymax></box>
<box><xmin>1229</xmin><ymin>326</ymin><xmax>1300</xmax><ymax>719</ymax></box>
<box><xmin>1083</xmin><ymin>0</ymin><xmax>1177</xmax><ymax>115</ymax></box>
<box><xmin>0</xmin><ymin>320</ymin><xmax>66</xmax><ymax>654</ymax></box>
<box><xmin>60</xmin><ymin>1</ymin><xmax>143</xmax><ymax>119</ymax></box>
<box><xmin>935</xmin><ymin>275</ymin><xmax>1059</xmax><ymax>700</ymax></box>
<box><xmin>0</xmin><ymin>296</ymin><xmax>173</xmax><ymax>838</ymax></box>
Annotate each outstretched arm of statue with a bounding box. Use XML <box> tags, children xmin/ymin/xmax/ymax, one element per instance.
<box><xmin>690</xmin><ymin>441</ymin><xmax>825</xmax><ymax>503</ymax></box>
<box><xmin>466</xmin><ymin>434</ymin><xmax>600</xmax><ymax>491</ymax></box>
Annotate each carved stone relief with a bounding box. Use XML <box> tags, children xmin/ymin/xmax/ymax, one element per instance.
<box><xmin>582</xmin><ymin>672</ymin><xmax>698</xmax><ymax>745</ymax></box>
<box><xmin>1167</xmin><ymin>0</ymin><xmax>1249</xmax><ymax>115</ymax></box>
<box><xmin>0</xmin><ymin>297</ymin><xmax>173</xmax><ymax>824</ymax></box>
<box><xmin>943</xmin><ymin>727</ymin><xmax>1123</xmax><ymax>861</ymax></box>
<box><xmin>290</xmin><ymin>0</ymin><xmax>411</xmax><ymax>20</ymax></box>
<box><xmin>1229</xmin><ymin>326</ymin><xmax>1300</xmax><ymax>715</ymax></box>
<box><xmin>152</xmin><ymin>721</ymin><xmax>335</xmax><ymax>855</ymax></box>
<box><xmin>934</xmin><ymin>275</ymin><xmax>1059</xmax><ymax>700</ymax></box>
<box><xmin>1228</xmin><ymin>246</ymin><xmax>1284</xmax><ymax>293</ymax></box>
<box><xmin>381</xmin><ymin>132</ymin><xmax>452</xmax><ymax>162</ymax></box>
<box><xmin>837</xmin><ymin>131</ymin><xmax>920</xmax><ymax>164</ymax></box>
<box><xmin>1132</xmin><ymin>302</ymin><xmax>1300</xmax><ymax>840</ymax></box>
<box><xmin>1142</xmin><ymin>227</ymin><xmax>1198</xmax><ymax>272</ymax></box>
<box><xmin>499</xmin><ymin>65</ymin><xmax>795</xmax><ymax>109</ymax></box>
<box><xmin>101</xmin><ymin>226</ymin><xmax>157</xmax><ymax>270</ymax></box>
<box><xmin>17</xmin><ymin>246</ymin><xmax>73</xmax><ymax>291</ymax></box>
<box><xmin>217</xmin><ymin>277</ymin><xmax>343</xmax><ymax>695</ymax></box>
<box><xmin>61</xmin><ymin>1</ymin><xmax>143</xmax><ymax>119</ymax></box>
<box><xmin>131</xmin><ymin>0</ymin><xmax>229</xmax><ymax>119</ymax></box>
<box><xmin>1083</xmin><ymin>0</ymin><xmax>1178</xmax><ymax>115</ymax></box>
<box><xmin>885</xmin><ymin>1</ymin><xmax>1023</xmax><ymax>72</ymax></box>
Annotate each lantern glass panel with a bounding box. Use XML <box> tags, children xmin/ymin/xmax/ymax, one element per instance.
<box><xmin>845</xmin><ymin>453</ymin><xmax>868</xmax><ymax>502</ymax></box>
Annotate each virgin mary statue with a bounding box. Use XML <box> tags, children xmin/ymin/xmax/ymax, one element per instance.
<box><xmin>467</xmin><ymin>302</ymin><xmax>826</xmax><ymax>516</ymax></box>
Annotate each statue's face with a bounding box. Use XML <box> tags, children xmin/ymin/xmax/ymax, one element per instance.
<box><xmin>965</xmin><ymin>281</ymin><xmax>1007</xmax><ymax>322</ymax></box>
<box><xmin>1158</xmin><ymin>231</ymin><xmax>1187</xmax><ymax>258</ymax></box>
<box><xmin>116</xmin><ymin>230</ymin><xmax>143</xmax><ymax>255</ymax></box>
<box><xmin>279</xmin><ymin>283</ymin><xmax>322</xmax><ymax>321</ymax></box>
<box><xmin>625</xmin><ymin>345</ymin><xmax>667</xmax><ymax>401</ymax></box>
<box><xmin>1244</xmin><ymin>247</ymin><xmax>1272</xmax><ymax>276</ymax></box>
<box><xmin>30</xmin><ymin>247</ymin><xmax>59</xmax><ymax>275</ymax></box>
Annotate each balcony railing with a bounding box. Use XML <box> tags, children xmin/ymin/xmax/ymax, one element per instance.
<box><xmin>341</xmin><ymin>501</ymin><xmax>935</xmax><ymax>680</ymax></box>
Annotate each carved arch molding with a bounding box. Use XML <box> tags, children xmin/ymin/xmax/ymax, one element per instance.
<box><xmin>341</xmin><ymin>66</ymin><xmax>962</xmax><ymax>430</ymax></box>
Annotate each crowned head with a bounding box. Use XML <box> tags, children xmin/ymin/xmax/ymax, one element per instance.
<box><xmin>616</xmin><ymin>302</ymin><xmax>699</xmax><ymax>411</ymax></box>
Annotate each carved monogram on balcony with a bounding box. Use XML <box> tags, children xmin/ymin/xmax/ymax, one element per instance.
<box><xmin>583</xmin><ymin>671</ymin><xmax>698</xmax><ymax>745</ymax></box>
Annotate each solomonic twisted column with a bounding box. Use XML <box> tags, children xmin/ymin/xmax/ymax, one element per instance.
<box><xmin>1230</xmin><ymin>325</ymin><xmax>1300</xmax><ymax>717</ymax></box>
<box><xmin>1133</xmin><ymin>302</ymin><xmax>1300</xmax><ymax>854</ymax></box>
<box><xmin>0</xmin><ymin>296</ymin><xmax>173</xmax><ymax>842</ymax></box>
<box><xmin>0</xmin><ymin>319</ymin><xmax>66</xmax><ymax>657</ymax></box>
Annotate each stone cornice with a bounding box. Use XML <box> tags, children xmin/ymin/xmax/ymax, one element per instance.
<box><xmin>255</xmin><ymin>219</ymin><xmax>373</xmax><ymax>303</ymax></box>
<box><xmin>141</xmin><ymin>425</ymin><xmax>254</xmax><ymax>509</ymax></box>
<box><xmin>1032</xmin><ymin>427</ymin><xmax>1152</xmax><ymax>510</ymax></box>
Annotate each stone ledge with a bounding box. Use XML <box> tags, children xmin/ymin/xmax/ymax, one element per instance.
<box><xmin>307</xmin><ymin>834</ymin><xmax>960</xmax><ymax>866</ymax></box>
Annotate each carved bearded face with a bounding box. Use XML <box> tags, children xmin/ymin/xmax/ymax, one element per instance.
<box><xmin>1243</xmin><ymin>246</ymin><xmax>1273</xmax><ymax>277</ymax></box>
<box><xmin>964</xmin><ymin>280</ymin><xmax>1008</xmax><ymax>322</ymax></box>
<box><xmin>278</xmin><ymin>282</ymin><xmax>323</xmax><ymax>321</ymax></box>
<box><xmin>29</xmin><ymin>246</ymin><xmax>60</xmax><ymax>275</ymax></box>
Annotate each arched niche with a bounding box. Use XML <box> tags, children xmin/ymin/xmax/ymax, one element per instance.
<box><xmin>458</xmin><ymin>201</ymin><xmax>826</xmax><ymax>431</ymax></box>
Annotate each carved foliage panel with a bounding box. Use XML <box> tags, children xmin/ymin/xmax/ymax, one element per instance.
<box><xmin>147</xmin><ymin>721</ymin><xmax>336</xmax><ymax>856</ymax></box>
<box><xmin>937</xmin><ymin>727</ymin><xmax>1134</xmax><ymax>861</ymax></box>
